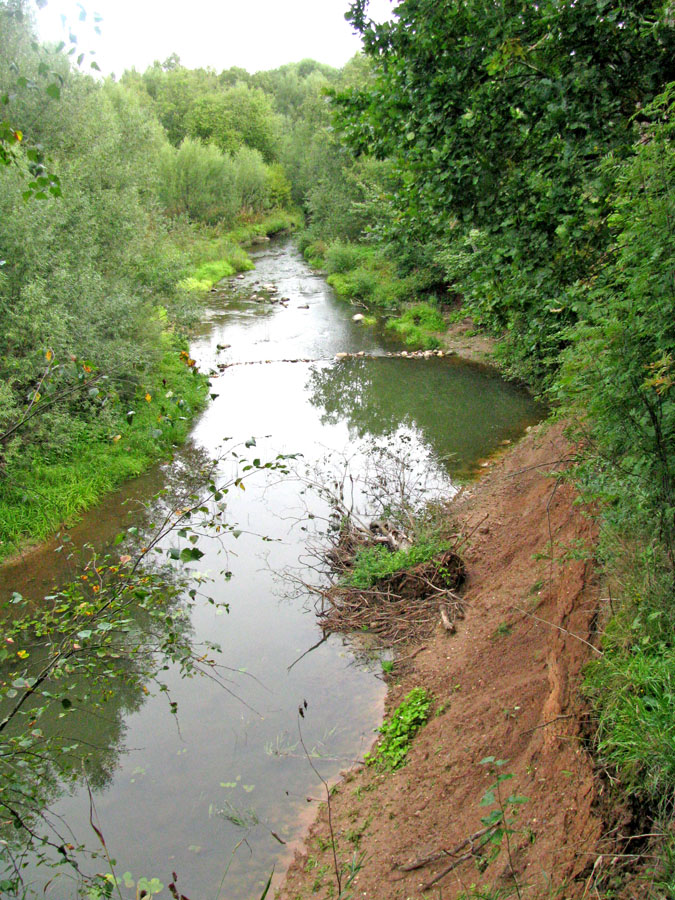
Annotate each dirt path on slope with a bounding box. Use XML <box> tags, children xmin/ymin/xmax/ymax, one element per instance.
<box><xmin>279</xmin><ymin>421</ymin><xmax>611</xmax><ymax>900</ymax></box>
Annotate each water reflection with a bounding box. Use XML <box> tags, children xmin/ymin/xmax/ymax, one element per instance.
<box><xmin>307</xmin><ymin>356</ymin><xmax>544</xmax><ymax>478</ymax></box>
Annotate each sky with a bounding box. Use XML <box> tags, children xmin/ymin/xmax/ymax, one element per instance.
<box><xmin>35</xmin><ymin>0</ymin><xmax>394</xmax><ymax>77</ymax></box>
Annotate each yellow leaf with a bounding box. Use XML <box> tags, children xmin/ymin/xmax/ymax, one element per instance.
<box><xmin>112</xmin><ymin>434</ymin><xmax>121</xmax><ymax>442</ymax></box>
<box><xmin>145</xmin><ymin>393</ymin><xmax>152</xmax><ymax>402</ymax></box>
<box><xmin>33</xmin><ymin>392</ymin><xmax>41</xmax><ymax>403</ymax></box>
<box><xmin>45</xmin><ymin>349</ymin><xmax>53</xmax><ymax>362</ymax></box>
<box><xmin>239</xmin><ymin>482</ymin><xmax>246</xmax><ymax>491</ymax></box>
<box><xmin>14</xmin><ymin>130</ymin><xmax>22</xmax><ymax>142</ymax></box>
<box><xmin>17</xmin><ymin>650</ymin><xmax>29</xmax><ymax>659</ymax></box>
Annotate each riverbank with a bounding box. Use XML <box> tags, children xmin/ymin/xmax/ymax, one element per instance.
<box><xmin>279</xmin><ymin>418</ymin><xmax>622</xmax><ymax>900</ymax></box>
<box><xmin>0</xmin><ymin>210</ymin><xmax>301</xmax><ymax>564</ymax></box>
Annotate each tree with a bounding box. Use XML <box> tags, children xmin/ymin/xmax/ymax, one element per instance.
<box><xmin>335</xmin><ymin>0</ymin><xmax>675</xmax><ymax>378</ymax></box>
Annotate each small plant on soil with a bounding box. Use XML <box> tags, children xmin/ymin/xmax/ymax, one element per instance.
<box><xmin>366</xmin><ymin>687</ymin><xmax>432</xmax><ymax>770</ymax></box>
<box><xmin>477</xmin><ymin>757</ymin><xmax>529</xmax><ymax>898</ymax></box>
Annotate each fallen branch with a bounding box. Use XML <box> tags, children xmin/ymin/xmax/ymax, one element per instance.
<box><xmin>399</xmin><ymin>825</ymin><xmax>493</xmax><ymax>872</ymax></box>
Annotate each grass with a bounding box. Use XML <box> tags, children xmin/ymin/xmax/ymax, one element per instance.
<box><xmin>366</xmin><ymin>687</ymin><xmax>432</xmax><ymax>770</ymax></box>
<box><xmin>0</xmin><ymin>334</ymin><xmax>209</xmax><ymax>560</ymax></box>
<box><xmin>301</xmin><ymin>237</ymin><xmax>450</xmax><ymax>349</ymax></box>
<box><xmin>585</xmin><ymin>637</ymin><xmax>675</xmax><ymax>805</ymax></box>
<box><xmin>385</xmin><ymin>302</ymin><xmax>445</xmax><ymax>350</ymax></box>
<box><xmin>344</xmin><ymin>539</ymin><xmax>451</xmax><ymax>589</ymax></box>
<box><xmin>303</xmin><ymin>238</ymin><xmax>420</xmax><ymax>309</ymax></box>
<box><xmin>177</xmin><ymin>208</ymin><xmax>303</xmax><ymax>294</ymax></box>
<box><xmin>580</xmin><ymin>533</ymin><xmax>675</xmax><ymax>895</ymax></box>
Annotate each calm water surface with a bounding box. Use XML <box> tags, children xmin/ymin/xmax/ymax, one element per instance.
<box><xmin>1</xmin><ymin>240</ymin><xmax>544</xmax><ymax>899</ymax></box>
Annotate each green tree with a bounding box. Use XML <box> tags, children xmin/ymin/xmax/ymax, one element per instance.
<box><xmin>336</xmin><ymin>0</ymin><xmax>675</xmax><ymax>378</ymax></box>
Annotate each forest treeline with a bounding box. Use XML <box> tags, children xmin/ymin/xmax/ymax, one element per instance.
<box><xmin>1</xmin><ymin>0</ymin><xmax>675</xmax><ymax>891</ymax></box>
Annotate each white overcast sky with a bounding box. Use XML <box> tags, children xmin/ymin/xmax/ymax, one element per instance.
<box><xmin>35</xmin><ymin>0</ymin><xmax>394</xmax><ymax>77</ymax></box>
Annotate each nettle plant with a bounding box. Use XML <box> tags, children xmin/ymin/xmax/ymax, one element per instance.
<box><xmin>0</xmin><ymin>447</ymin><xmax>292</xmax><ymax>897</ymax></box>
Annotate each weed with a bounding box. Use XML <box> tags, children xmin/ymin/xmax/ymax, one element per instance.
<box><xmin>366</xmin><ymin>687</ymin><xmax>432</xmax><ymax>771</ymax></box>
<box><xmin>478</xmin><ymin>757</ymin><xmax>528</xmax><ymax>899</ymax></box>
<box><xmin>345</xmin><ymin>539</ymin><xmax>450</xmax><ymax>590</ymax></box>
<box><xmin>386</xmin><ymin>303</ymin><xmax>445</xmax><ymax>349</ymax></box>
<box><xmin>493</xmin><ymin>622</ymin><xmax>512</xmax><ymax>638</ymax></box>
<box><xmin>311</xmin><ymin>864</ymin><xmax>329</xmax><ymax>893</ymax></box>
<box><xmin>345</xmin><ymin>816</ymin><xmax>371</xmax><ymax>847</ymax></box>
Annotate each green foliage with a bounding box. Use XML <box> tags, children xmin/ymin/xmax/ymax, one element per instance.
<box><xmin>159</xmin><ymin>140</ymin><xmax>294</xmax><ymax>225</ymax></box>
<box><xmin>585</xmin><ymin>643</ymin><xmax>675</xmax><ymax>808</ymax></box>
<box><xmin>324</xmin><ymin>240</ymin><xmax>370</xmax><ymax>275</ymax></box>
<box><xmin>479</xmin><ymin>757</ymin><xmax>529</xmax><ymax>849</ymax></box>
<box><xmin>338</xmin><ymin>0</ymin><xmax>675</xmax><ymax>382</ymax></box>
<box><xmin>0</xmin><ymin>338</ymin><xmax>208</xmax><ymax>556</ymax></box>
<box><xmin>386</xmin><ymin>303</ymin><xmax>444</xmax><ymax>350</ymax></box>
<box><xmin>345</xmin><ymin>540</ymin><xmax>450</xmax><ymax>589</ymax></box>
<box><xmin>159</xmin><ymin>137</ymin><xmax>240</xmax><ymax>223</ymax></box>
<box><xmin>320</xmin><ymin>240</ymin><xmax>420</xmax><ymax>310</ymax></box>
<box><xmin>556</xmin><ymin>87</ymin><xmax>675</xmax><ymax>826</ymax></box>
<box><xmin>366</xmin><ymin>687</ymin><xmax>432</xmax><ymax>770</ymax></box>
<box><xmin>557</xmin><ymin>85</ymin><xmax>675</xmax><ymax>560</ymax></box>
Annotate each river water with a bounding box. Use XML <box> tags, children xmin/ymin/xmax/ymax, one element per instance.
<box><xmin>1</xmin><ymin>240</ymin><xmax>543</xmax><ymax>899</ymax></box>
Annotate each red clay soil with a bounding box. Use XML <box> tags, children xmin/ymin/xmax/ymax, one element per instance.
<box><xmin>279</xmin><ymin>421</ymin><xmax>616</xmax><ymax>900</ymax></box>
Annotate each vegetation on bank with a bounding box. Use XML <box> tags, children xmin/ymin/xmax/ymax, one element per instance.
<box><xmin>1</xmin><ymin>0</ymin><xmax>675</xmax><ymax>892</ymax></box>
<box><xmin>328</xmin><ymin>0</ymin><xmax>675</xmax><ymax>884</ymax></box>
<box><xmin>365</xmin><ymin>687</ymin><xmax>432</xmax><ymax>771</ymax></box>
<box><xmin>298</xmin><ymin>1</ymin><xmax>675</xmax><ymax>890</ymax></box>
<box><xmin>0</xmin><ymin>0</ymin><xmax>307</xmax><ymax>559</ymax></box>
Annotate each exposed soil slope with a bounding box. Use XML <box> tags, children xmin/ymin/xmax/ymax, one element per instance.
<box><xmin>280</xmin><ymin>421</ymin><xmax>609</xmax><ymax>900</ymax></box>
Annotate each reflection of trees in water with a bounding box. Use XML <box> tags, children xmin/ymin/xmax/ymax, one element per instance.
<box><xmin>0</xmin><ymin>549</ymin><xmax>195</xmax><ymax>890</ymax></box>
<box><xmin>1</xmin><ymin>436</ymin><xmax>283</xmax><ymax>895</ymax></box>
<box><xmin>307</xmin><ymin>358</ymin><xmax>542</xmax><ymax>477</ymax></box>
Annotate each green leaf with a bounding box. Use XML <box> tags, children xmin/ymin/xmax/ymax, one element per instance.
<box><xmin>45</xmin><ymin>83</ymin><xmax>60</xmax><ymax>100</ymax></box>
<box><xmin>180</xmin><ymin>547</ymin><xmax>205</xmax><ymax>563</ymax></box>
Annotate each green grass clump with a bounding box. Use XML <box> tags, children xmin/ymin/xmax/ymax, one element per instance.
<box><xmin>345</xmin><ymin>540</ymin><xmax>450</xmax><ymax>589</ymax></box>
<box><xmin>584</xmin><ymin>571</ymin><xmax>675</xmax><ymax>813</ymax></box>
<box><xmin>225</xmin><ymin>208</ymin><xmax>303</xmax><ymax>245</ymax></box>
<box><xmin>386</xmin><ymin>303</ymin><xmax>445</xmax><ymax>349</ymax></box>
<box><xmin>311</xmin><ymin>239</ymin><xmax>440</xmax><ymax>316</ymax></box>
<box><xmin>366</xmin><ymin>687</ymin><xmax>432</xmax><ymax>770</ymax></box>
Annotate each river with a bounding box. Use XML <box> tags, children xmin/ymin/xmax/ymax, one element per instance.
<box><xmin>1</xmin><ymin>239</ymin><xmax>543</xmax><ymax>899</ymax></box>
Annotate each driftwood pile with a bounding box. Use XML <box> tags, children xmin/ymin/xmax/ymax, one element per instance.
<box><xmin>316</xmin><ymin>526</ymin><xmax>466</xmax><ymax>645</ymax></box>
